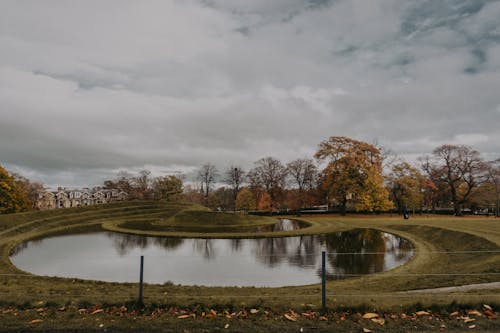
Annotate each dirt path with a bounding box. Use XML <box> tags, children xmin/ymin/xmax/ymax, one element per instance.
<box><xmin>405</xmin><ymin>282</ymin><xmax>500</xmax><ymax>293</ymax></box>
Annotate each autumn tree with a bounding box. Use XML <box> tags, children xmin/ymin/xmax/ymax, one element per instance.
<box><xmin>235</xmin><ymin>188</ymin><xmax>256</xmax><ymax>212</ymax></box>
<box><xmin>152</xmin><ymin>175</ymin><xmax>183</xmax><ymax>201</ymax></box>
<box><xmin>248</xmin><ymin>157</ymin><xmax>287</xmax><ymax>211</ymax></box>
<box><xmin>224</xmin><ymin>166</ymin><xmax>245</xmax><ymax>210</ymax></box>
<box><xmin>197</xmin><ymin>163</ymin><xmax>218</xmax><ymax>202</ymax></box>
<box><xmin>421</xmin><ymin>145</ymin><xmax>488</xmax><ymax>216</ymax></box>
<box><xmin>387</xmin><ymin>162</ymin><xmax>425</xmax><ymax>213</ymax></box>
<box><xmin>315</xmin><ymin>136</ymin><xmax>392</xmax><ymax>214</ymax></box>
<box><xmin>0</xmin><ymin>165</ymin><xmax>31</xmax><ymax>214</ymax></box>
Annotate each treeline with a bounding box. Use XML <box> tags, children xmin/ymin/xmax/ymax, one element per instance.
<box><xmin>0</xmin><ymin>165</ymin><xmax>44</xmax><ymax>214</ymax></box>
<box><xmin>1</xmin><ymin>136</ymin><xmax>499</xmax><ymax>216</ymax></box>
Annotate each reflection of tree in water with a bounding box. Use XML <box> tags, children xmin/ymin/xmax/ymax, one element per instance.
<box><xmin>253</xmin><ymin>235</ymin><xmax>320</xmax><ymax>268</ymax></box>
<box><xmin>107</xmin><ymin>233</ymin><xmax>184</xmax><ymax>256</ymax></box>
<box><xmin>384</xmin><ymin>234</ymin><xmax>414</xmax><ymax>262</ymax></box>
<box><xmin>286</xmin><ymin>235</ymin><xmax>321</xmax><ymax>268</ymax></box>
<box><xmin>231</xmin><ymin>239</ymin><xmax>243</xmax><ymax>252</ymax></box>
<box><xmin>254</xmin><ymin>237</ymin><xmax>289</xmax><ymax>267</ymax></box>
<box><xmin>10</xmin><ymin>241</ymin><xmax>29</xmax><ymax>256</ymax></box>
<box><xmin>193</xmin><ymin>239</ymin><xmax>215</xmax><ymax>260</ymax></box>
<box><xmin>322</xmin><ymin>229</ymin><xmax>386</xmax><ymax>279</ymax></box>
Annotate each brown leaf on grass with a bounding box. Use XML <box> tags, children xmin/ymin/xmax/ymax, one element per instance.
<box><xmin>29</xmin><ymin>319</ymin><xmax>43</xmax><ymax>324</ymax></box>
<box><xmin>468</xmin><ymin>325</ymin><xmax>476</xmax><ymax>329</ymax></box>
<box><xmin>483</xmin><ymin>304</ymin><xmax>493</xmax><ymax>311</ymax></box>
<box><xmin>371</xmin><ymin>318</ymin><xmax>385</xmax><ymax>325</ymax></box>
<box><xmin>224</xmin><ymin>323</ymin><xmax>229</xmax><ymax>329</ymax></box>
<box><xmin>362</xmin><ymin>313</ymin><xmax>379</xmax><ymax>319</ymax></box>
<box><xmin>57</xmin><ymin>307</ymin><xmax>66</xmax><ymax>312</ymax></box>
<box><xmin>210</xmin><ymin>309</ymin><xmax>217</xmax><ymax>316</ymax></box>
<box><xmin>36</xmin><ymin>308</ymin><xmax>45</xmax><ymax>313</ymax></box>
<box><xmin>449</xmin><ymin>311</ymin><xmax>459</xmax><ymax>317</ymax></box>
<box><xmin>78</xmin><ymin>308</ymin><xmax>87</xmax><ymax>314</ymax></box>
<box><xmin>463</xmin><ymin>318</ymin><xmax>475</xmax><ymax>323</ymax></box>
<box><xmin>91</xmin><ymin>309</ymin><xmax>104</xmax><ymax>315</ymax></box>
<box><xmin>119</xmin><ymin>305</ymin><xmax>127</xmax><ymax>312</ymax></box>
<box><xmin>467</xmin><ymin>310</ymin><xmax>482</xmax><ymax>317</ymax></box>
<box><xmin>319</xmin><ymin>316</ymin><xmax>328</xmax><ymax>321</ymax></box>
<box><xmin>484</xmin><ymin>309</ymin><xmax>496</xmax><ymax>319</ymax></box>
<box><xmin>177</xmin><ymin>315</ymin><xmax>190</xmax><ymax>319</ymax></box>
<box><xmin>416</xmin><ymin>311</ymin><xmax>430</xmax><ymax>316</ymax></box>
<box><xmin>284</xmin><ymin>313</ymin><xmax>298</xmax><ymax>322</ymax></box>
<box><xmin>362</xmin><ymin>328</ymin><xmax>372</xmax><ymax>333</ymax></box>
<box><xmin>301</xmin><ymin>312</ymin><xmax>315</xmax><ymax>319</ymax></box>
<box><xmin>250</xmin><ymin>309</ymin><xmax>259</xmax><ymax>314</ymax></box>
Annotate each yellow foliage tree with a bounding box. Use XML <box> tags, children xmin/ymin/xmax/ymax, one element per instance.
<box><xmin>235</xmin><ymin>188</ymin><xmax>256</xmax><ymax>212</ymax></box>
<box><xmin>315</xmin><ymin>136</ymin><xmax>393</xmax><ymax>214</ymax></box>
<box><xmin>0</xmin><ymin>164</ymin><xmax>31</xmax><ymax>214</ymax></box>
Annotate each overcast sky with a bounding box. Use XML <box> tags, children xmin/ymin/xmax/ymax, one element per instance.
<box><xmin>1</xmin><ymin>0</ymin><xmax>500</xmax><ymax>187</ymax></box>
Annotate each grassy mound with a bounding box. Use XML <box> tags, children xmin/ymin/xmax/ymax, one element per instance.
<box><xmin>98</xmin><ymin>201</ymin><xmax>280</xmax><ymax>236</ymax></box>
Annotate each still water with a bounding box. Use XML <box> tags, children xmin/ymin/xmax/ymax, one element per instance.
<box><xmin>10</xmin><ymin>229</ymin><xmax>413</xmax><ymax>287</ymax></box>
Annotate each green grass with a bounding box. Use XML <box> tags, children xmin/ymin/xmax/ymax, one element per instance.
<box><xmin>0</xmin><ymin>202</ymin><xmax>499</xmax><ymax>331</ymax></box>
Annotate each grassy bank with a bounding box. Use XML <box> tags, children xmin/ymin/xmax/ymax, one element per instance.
<box><xmin>0</xmin><ymin>201</ymin><xmax>499</xmax><ymax>331</ymax></box>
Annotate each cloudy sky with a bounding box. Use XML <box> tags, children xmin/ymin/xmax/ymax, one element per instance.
<box><xmin>1</xmin><ymin>0</ymin><xmax>500</xmax><ymax>187</ymax></box>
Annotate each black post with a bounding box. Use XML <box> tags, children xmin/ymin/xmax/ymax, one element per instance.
<box><xmin>321</xmin><ymin>251</ymin><xmax>326</xmax><ymax>312</ymax></box>
<box><xmin>138</xmin><ymin>255</ymin><xmax>144</xmax><ymax>305</ymax></box>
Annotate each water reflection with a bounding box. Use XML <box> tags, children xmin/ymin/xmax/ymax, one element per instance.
<box><xmin>10</xmin><ymin>229</ymin><xmax>413</xmax><ymax>287</ymax></box>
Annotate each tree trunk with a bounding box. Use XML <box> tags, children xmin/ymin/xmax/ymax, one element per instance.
<box><xmin>340</xmin><ymin>197</ymin><xmax>347</xmax><ymax>216</ymax></box>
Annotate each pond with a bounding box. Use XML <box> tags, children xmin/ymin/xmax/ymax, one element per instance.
<box><xmin>10</xmin><ymin>229</ymin><xmax>414</xmax><ymax>287</ymax></box>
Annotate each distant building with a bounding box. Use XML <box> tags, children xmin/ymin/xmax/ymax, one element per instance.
<box><xmin>35</xmin><ymin>187</ymin><xmax>127</xmax><ymax>210</ymax></box>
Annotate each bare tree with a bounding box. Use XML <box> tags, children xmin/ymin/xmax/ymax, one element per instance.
<box><xmin>286</xmin><ymin>158</ymin><xmax>318</xmax><ymax>215</ymax></box>
<box><xmin>287</xmin><ymin>158</ymin><xmax>317</xmax><ymax>191</ymax></box>
<box><xmin>248</xmin><ymin>157</ymin><xmax>287</xmax><ymax>210</ymax></box>
<box><xmin>197</xmin><ymin>163</ymin><xmax>218</xmax><ymax>201</ymax></box>
<box><xmin>421</xmin><ymin>145</ymin><xmax>488</xmax><ymax>216</ymax></box>
<box><xmin>224</xmin><ymin>166</ymin><xmax>245</xmax><ymax>210</ymax></box>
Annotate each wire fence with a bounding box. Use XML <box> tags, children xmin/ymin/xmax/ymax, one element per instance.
<box><xmin>1</xmin><ymin>250</ymin><xmax>499</xmax><ymax>308</ymax></box>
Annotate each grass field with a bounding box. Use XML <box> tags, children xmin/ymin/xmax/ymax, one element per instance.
<box><xmin>0</xmin><ymin>201</ymin><xmax>498</xmax><ymax>331</ymax></box>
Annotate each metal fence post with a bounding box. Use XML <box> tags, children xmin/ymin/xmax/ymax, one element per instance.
<box><xmin>138</xmin><ymin>255</ymin><xmax>144</xmax><ymax>305</ymax></box>
<box><xmin>321</xmin><ymin>251</ymin><xmax>326</xmax><ymax>312</ymax></box>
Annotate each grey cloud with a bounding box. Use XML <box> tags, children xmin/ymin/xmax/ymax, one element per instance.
<box><xmin>1</xmin><ymin>0</ymin><xmax>499</xmax><ymax>187</ymax></box>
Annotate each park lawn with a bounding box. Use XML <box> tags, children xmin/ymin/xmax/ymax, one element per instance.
<box><xmin>0</xmin><ymin>201</ymin><xmax>499</xmax><ymax>331</ymax></box>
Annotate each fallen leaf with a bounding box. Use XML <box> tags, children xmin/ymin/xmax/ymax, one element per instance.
<box><xmin>468</xmin><ymin>325</ymin><xmax>476</xmax><ymax>329</ymax></box>
<box><xmin>483</xmin><ymin>304</ymin><xmax>493</xmax><ymax>311</ymax></box>
<box><xmin>29</xmin><ymin>319</ymin><xmax>43</xmax><ymax>324</ymax></box>
<box><xmin>468</xmin><ymin>310</ymin><xmax>482</xmax><ymax>317</ymax></box>
<box><xmin>416</xmin><ymin>311</ymin><xmax>430</xmax><ymax>316</ymax></box>
<box><xmin>362</xmin><ymin>313</ymin><xmax>379</xmax><ymax>319</ymax></box>
<box><xmin>177</xmin><ymin>315</ymin><xmax>190</xmax><ymax>319</ymax></box>
<box><xmin>210</xmin><ymin>309</ymin><xmax>217</xmax><ymax>316</ymax></box>
<box><xmin>284</xmin><ymin>314</ymin><xmax>297</xmax><ymax>322</ymax></box>
<box><xmin>371</xmin><ymin>318</ymin><xmax>385</xmax><ymax>325</ymax></box>
<box><xmin>58</xmin><ymin>307</ymin><xmax>66</xmax><ymax>312</ymax></box>
<box><xmin>362</xmin><ymin>329</ymin><xmax>372</xmax><ymax>333</ymax></box>
<box><xmin>224</xmin><ymin>323</ymin><xmax>229</xmax><ymax>329</ymax></box>
<box><xmin>464</xmin><ymin>318</ymin><xmax>476</xmax><ymax>323</ymax></box>
<box><xmin>36</xmin><ymin>308</ymin><xmax>45</xmax><ymax>313</ymax></box>
<box><xmin>484</xmin><ymin>309</ymin><xmax>496</xmax><ymax>318</ymax></box>
<box><xmin>91</xmin><ymin>309</ymin><xmax>104</xmax><ymax>315</ymax></box>
<box><xmin>449</xmin><ymin>311</ymin><xmax>459</xmax><ymax>317</ymax></box>
<box><xmin>250</xmin><ymin>309</ymin><xmax>259</xmax><ymax>314</ymax></box>
<box><xmin>319</xmin><ymin>316</ymin><xmax>328</xmax><ymax>321</ymax></box>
